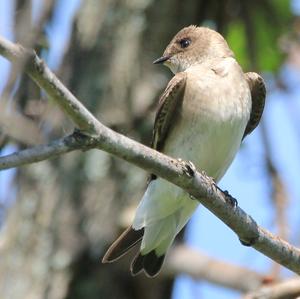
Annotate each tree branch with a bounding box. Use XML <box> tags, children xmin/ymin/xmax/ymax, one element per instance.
<box><xmin>0</xmin><ymin>135</ymin><xmax>80</xmax><ymax>170</ymax></box>
<box><xmin>0</xmin><ymin>36</ymin><xmax>99</xmax><ymax>133</ymax></box>
<box><xmin>0</xmin><ymin>35</ymin><xmax>300</xmax><ymax>275</ymax></box>
<box><xmin>165</xmin><ymin>245</ymin><xmax>268</xmax><ymax>292</ymax></box>
<box><xmin>243</xmin><ymin>278</ymin><xmax>300</xmax><ymax>299</ymax></box>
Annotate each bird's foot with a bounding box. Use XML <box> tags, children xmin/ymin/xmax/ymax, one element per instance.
<box><xmin>200</xmin><ymin>171</ymin><xmax>220</xmax><ymax>195</ymax></box>
<box><xmin>214</xmin><ymin>184</ymin><xmax>238</xmax><ymax>208</ymax></box>
<box><xmin>178</xmin><ymin>159</ymin><xmax>196</xmax><ymax>177</ymax></box>
<box><xmin>222</xmin><ymin>190</ymin><xmax>238</xmax><ymax>208</ymax></box>
<box><xmin>201</xmin><ymin>170</ymin><xmax>215</xmax><ymax>184</ymax></box>
<box><xmin>177</xmin><ymin>159</ymin><xmax>197</xmax><ymax>200</ymax></box>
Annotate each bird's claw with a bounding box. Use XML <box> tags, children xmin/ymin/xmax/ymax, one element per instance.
<box><xmin>201</xmin><ymin>171</ymin><xmax>215</xmax><ymax>184</ymax></box>
<box><xmin>222</xmin><ymin>190</ymin><xmax>238</xmax><ymax>208</ymax></box>
<box><xmin>178</xmin><ymin>159</ymin><xmax>196</xmax><ymax>177</ymax></box>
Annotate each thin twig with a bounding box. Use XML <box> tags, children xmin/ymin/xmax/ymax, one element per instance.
<box><xmin>0</xmin><ymin>96</ymin><xmax>46</xmax><ymax>145</ymax></box>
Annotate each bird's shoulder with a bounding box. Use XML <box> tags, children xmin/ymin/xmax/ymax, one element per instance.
<box><xmin>184</xmin><ymin>57</ymin><xmax>241</xmax><ymax>87</ymax></box>
<box><xmin>157</xmin><ymin>72</ymin><xmax>187</xmax><ymax>107</ymax></box>
<box><xmin>211</xmin><ymin>57</ymin><xmax>241</xmax><ymax>77</ymax></box>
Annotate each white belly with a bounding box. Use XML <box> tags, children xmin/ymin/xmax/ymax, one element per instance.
<box><xmin>133</xmin><ymin>64</ymin><xmax>251</xmax><ymax>255</ymax></box>
<box><xmin>164</xmin><ymin>66</ymin><xmax>250</xmax><ymax>181</ymax></box>
<box><xmin>164</xmin><ymin>99</ymin><xmax>245</xmax><ymax>182</ymax></box>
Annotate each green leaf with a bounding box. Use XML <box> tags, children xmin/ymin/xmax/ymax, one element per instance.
<box><xmin>226</xmin><ymin>0</ymin><xmax>291</xmax><ymax>72</ymax></box>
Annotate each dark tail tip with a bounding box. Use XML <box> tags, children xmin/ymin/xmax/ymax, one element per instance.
<box><xmin>102</xmin><ymin>227</ymin><xmax>144</xmax><ymax>263</ymax></box>
<box><xmin>130</xmin><ymin>250</ymin><xmax>165</xmax><ymax>278</ymax></box>
<box><xmin>130</xmin><ymin>253</ymin><xmax>144</xmax><ymax>276</ymax></box>
<box><xmin>143</xmin><ymin>250</ymin><xmax>165</xmax><ymax>277</ymax></box>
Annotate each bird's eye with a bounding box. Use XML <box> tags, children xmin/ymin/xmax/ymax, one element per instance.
<box><xmin>179</xmin><ymin>38</ymin><xmax>191</xmax><ymax>48</ymax></box>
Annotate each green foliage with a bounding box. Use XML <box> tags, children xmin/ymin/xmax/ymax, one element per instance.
<box><xmin>226</xmin><ymin>0</ymin><xmax>291</xmax><ymax>72</ymax></box>
<box><xmin>226</xmin><ymin>22</ymin><xmax>249</xmax><ymax>69</ymax></box>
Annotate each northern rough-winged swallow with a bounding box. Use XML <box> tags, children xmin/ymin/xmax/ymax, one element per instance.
<box><xmin>102</xmin><ymin>26</ymin><xmax>266</xmax><ymax>277</ymax></box>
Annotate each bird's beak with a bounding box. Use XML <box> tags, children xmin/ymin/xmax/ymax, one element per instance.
<box><xmin>153</xmin><ymin>55</ymin><xmax>171</xmax><ymax>64</ymax></box>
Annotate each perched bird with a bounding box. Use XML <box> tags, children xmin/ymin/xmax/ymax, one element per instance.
<box><xmin>102</xmin><ymin>25</ymin><xmax>266</xmax><ymax>277</ymax></box>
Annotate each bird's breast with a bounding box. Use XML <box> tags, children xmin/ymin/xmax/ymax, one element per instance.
<box><xmin>163</xmin><ymin>67</ymin><xmax>251</xmax><ymax>181</ymax></box>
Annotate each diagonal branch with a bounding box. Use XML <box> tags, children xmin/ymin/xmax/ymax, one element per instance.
<box><xmin>0</xmin><ymin>36</ymin><xmax>99</xmax><ymax>133</ymax></box>
<box><xmin>0</xmin><ymin>35</ymin><xmax>300</xmax><ymax>275</ymax></box>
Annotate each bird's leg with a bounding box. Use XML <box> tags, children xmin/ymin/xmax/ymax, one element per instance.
<box><xmin>200</xmin><ymin>171</ymin><xmax>238</xmax><ymax>208</ymax></box>
<box><xmin>201</xmin><ymin>170</ymin><xmax>215</xmax><ymax>185</ymax></box>
<box><xmin>223</xmin><ymin>190</ymin><xmax>238</xmax><ymax>208</ymax></box>
<box><xmin>177</xmin><ymin>158</ymin><xmax>196</xmax><ymax>177</ymax></box>
<box><xmin>177</xmin><ymin>159</ymin><xmax>238</xmax><ymax>208</ymax></box>
<box><xmin>177</xmin><ymin>159</ymin><xmax>197</xmax><ymax>200</ymax></box>
<box><xmin>215</xmin><ymin>187</ymin><xmax>238</xmax><ymax>208</ymax></box>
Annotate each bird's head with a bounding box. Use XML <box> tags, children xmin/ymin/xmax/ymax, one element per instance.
<box><xmin>153</xmin><ymin>26</ymin><xmax>233</xmax><ymax>74</ymax></box>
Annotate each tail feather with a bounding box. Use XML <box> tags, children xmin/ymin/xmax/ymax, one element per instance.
<box><xmin>102</xmin><ymin>227</ymin><xmax>144</xmax><ymax>263</ymax></box>
<box><xmin>130</xmin><ymin>253</ymin><xmax>144</xmax><ymax>276</ymax></box>
<box><xmin>143</xmin><ymin>250</ymin><xmax>165</xmax><ymax>277</ymax></box>
<box><xmin>131</xmin><ymin>251</ymin><xmax>165</xmax><ymax>278</ymax></box>
<box><xmin>141</xmin><ymin>215</ymin><xmax>176</xmax><ymax>255</ymax></box>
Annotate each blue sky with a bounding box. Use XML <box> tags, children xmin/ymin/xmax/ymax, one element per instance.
<box><xmin>0</xmin><ymin>1</ymin><xmax>300</xmax><ymax>298</ymax></box>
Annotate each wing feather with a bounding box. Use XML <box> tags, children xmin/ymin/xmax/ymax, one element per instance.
<box><xmin>150</xmin><ymin>72</ymin><xmax>187</xmax><ymax>180</ymax></box>
<box><xmin>151</xmin><ymin>72</ymin><xmax>187</xmax><ymax>150</ymax></box>
<box><xmin>243</xmin><ymin>72</ymin><xmax>266</xmax><ymax>138</ymax></box>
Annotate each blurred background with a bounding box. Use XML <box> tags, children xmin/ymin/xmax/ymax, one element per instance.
<box><xmin>0</xmin><ymin>0</ymin><xmax>299</xmax><ymax>298</ymax></box>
